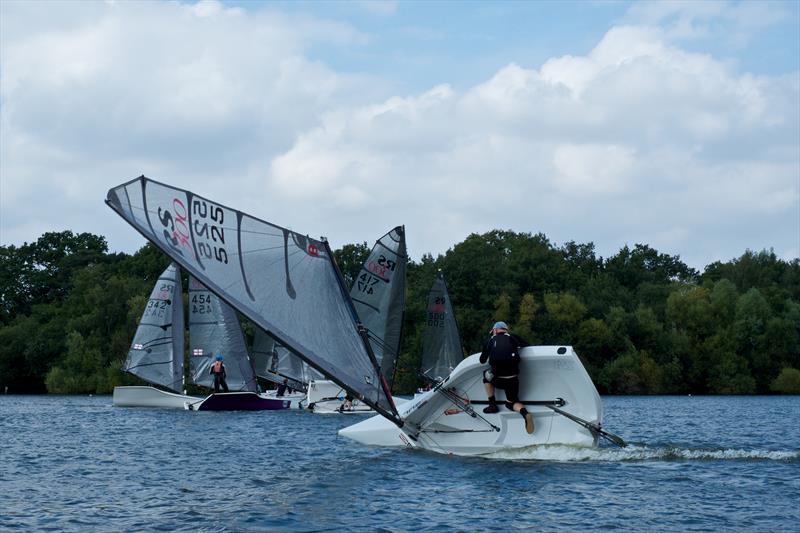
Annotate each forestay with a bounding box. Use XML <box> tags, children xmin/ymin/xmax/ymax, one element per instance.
<box><xmin>421</xmin><ymin>273</ymin><xmax>463</xmax><ymax>382</ymax></box>
<box><xmin>123</xmin><ymin>263</ymin><xmax>184</xmax><ymax>392</ymax></box>
<box><xmin>351</xmin><ymin>226</ymin><xmax>407</xmax><ymax>388</ymax></box>
<box><xmin>106</xmin><ymin>176</ymin><xmax>399</xmax><ymax>423</ymax></box>
<box><xmin>188</xmin><ymin>276</ymin><xmax>258</xmax><ymax>392</ymax></box>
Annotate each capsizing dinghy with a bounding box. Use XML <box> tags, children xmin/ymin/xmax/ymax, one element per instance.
<box><xmin>339</xmin><ymin>346</ymin><xmax>626</xmax><ymax>456</ymax></box>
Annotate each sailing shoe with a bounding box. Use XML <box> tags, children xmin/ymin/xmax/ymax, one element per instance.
<box><xmin>525</xmin><ymin>413</ymin><xmax>535</xmax><ymax>434</ymax></box>
<box><xmin>483</xmin><ymin>403</ymin><xmax>499</xmax><ymax>414</ymax></box>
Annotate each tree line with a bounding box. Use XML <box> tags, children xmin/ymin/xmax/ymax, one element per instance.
<box><xmin>1</xmin><ymin>230</ymin><xmax>798</xmax><ymax>395</ymax></box>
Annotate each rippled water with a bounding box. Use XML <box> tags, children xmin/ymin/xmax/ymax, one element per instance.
<box><xmin>1</xmin><ymin>395</ymin><xmax>798</xmax><ymax>531</ymax></box>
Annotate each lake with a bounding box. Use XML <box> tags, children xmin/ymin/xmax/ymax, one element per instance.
<box><xmin>1</xmin><ymin>395</ymin><xmax>798</xmax><ymax>531</ymax></box>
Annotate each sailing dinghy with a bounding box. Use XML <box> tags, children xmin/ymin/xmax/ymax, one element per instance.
<box><xmin>112</xmin><ymin>263</ymin><xmax>199</xmax><ymax>409</ymax></box>
<box><xmin>419</xmin><ymin>272</ymin><xmax>463</xmax><ymax>386</ymax></box>
<box><xmin>339</xmin><ymin>346</ymin><xmax>625</xmax><ymax>455</ymax></box>
<box><xmin>183</xmin><ymin>277</ymin><xmax>288</xmax><ymax>411</ymax></box>
<box><xmin>113</xmin><ymin>265</ymin><xmax>289</xmax><ymax>410</ymax></box>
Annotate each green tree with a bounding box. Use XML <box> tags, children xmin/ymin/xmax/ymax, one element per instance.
<box><xmin>770</xmin><ymin>368</ymin><xmax>800</xmax><ymax>394</ymax></box>
<box><xmin>333</xmin><ymin>242</ymin><xmax>370</xmax><ymax>288</ymax></box>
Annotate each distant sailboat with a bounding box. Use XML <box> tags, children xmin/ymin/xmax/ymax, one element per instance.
<box><xmin>420</xmin><ymin>272</ymin><xmax>463</xmax><ymax>384</ymax></box>
<box><xmin>113</xmin><ymin>265</ymin><xmax>290</xmax><ymax>410</ymax></box>
<box><xmin>112</xmin><ymin>263</ymin><xmax>198</xmax><ymax>408</ymax></box>
<box><xmin>184</xmin><ymin>277</ymin><xmax>288</xmax><ymax>411</ymax></box>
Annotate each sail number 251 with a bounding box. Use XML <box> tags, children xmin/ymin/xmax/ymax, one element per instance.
<box><xmin>192</xmin><ymin>200</ymin><xmax>228</xmax><ymax>264</ymax></box>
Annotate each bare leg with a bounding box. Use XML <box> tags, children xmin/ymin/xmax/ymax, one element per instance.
<box><xmin>484</xmin><ymin>382</ymin><xmax>495</xmax><ymax>398</ymax></box>
<box><xmin>512</xmin><ymin>402</ymin><xmax>524</xmax><ymax>413</ymax></box>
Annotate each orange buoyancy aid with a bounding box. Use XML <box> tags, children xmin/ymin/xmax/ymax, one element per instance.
<box><xmin>212</xmin><ymin>360</ymin><xmax>224</xmax><ymax>374</ymax></box>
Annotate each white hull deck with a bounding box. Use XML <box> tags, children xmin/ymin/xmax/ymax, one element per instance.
<box><xmin>307</xmin><ymin>379</ymin><xmax>407</xmax><ymax>414</ymax></box>
<box><xmin>112</xmin><ymin>386</ymin><xmax>200</xmax><ymax>409</ymax></box>
<box><xmin>339</xmin><ymin>346</ymin><xmax>604</xmax><ymax>456</ymax></box>
<box><xmin>260</xmin><ymin>390</ymin><xmax>307</xmax><ymax>409</ymax></box>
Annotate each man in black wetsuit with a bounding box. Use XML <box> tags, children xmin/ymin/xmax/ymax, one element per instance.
<box><xmin>210</xmin><ymin>354</ymin><xmax>229</xmax><ymax>393</ymax></box>
<box><xmin>479</xmin><ymin>321</ymin><xmax>534</xmax><ymax>434</ymax></box>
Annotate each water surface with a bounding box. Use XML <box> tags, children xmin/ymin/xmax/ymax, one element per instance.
<box><xmin>1</xmin><ymin>395</ymin><xmax>798</xmax><ymax>531</ymax></box>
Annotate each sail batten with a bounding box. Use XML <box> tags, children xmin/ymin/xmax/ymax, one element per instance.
<box><xmin>107</xmin><ymin>176</ymin><xmax>399</xmax><ymax>423</ymax></box>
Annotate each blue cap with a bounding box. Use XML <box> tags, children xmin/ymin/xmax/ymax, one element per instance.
<box><xmin>215</xmin><ymin>354</ymin><xmax>223</xmax><ymax>361</ymax></box>
<box><xmin>492</xmin><ymin>321</ymin><xmax>508</xmax><ymax>330</ymax></box>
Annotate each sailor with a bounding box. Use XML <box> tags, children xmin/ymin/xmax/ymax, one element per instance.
<box><xmin>479</xmin><ymin>321</ymin><xmax>534</xmax><ymax>434</ymax></box>
<box><xmin>339</xmin><ymin>393</ymin><xmax>354</xmax><ymax>412</ymax></box>
<box><xmin>276</xmin><ymin>377</ymin><xmax>289</xmax><ymax>397</ymax></box>
<box><xmin>210</xmin><ymin>353</ymin><xmax>229</xmax><ymax>393</ymax></box>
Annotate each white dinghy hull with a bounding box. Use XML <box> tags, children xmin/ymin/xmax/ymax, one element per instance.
<box><xmin>260</xmin><ymin>390</ymin><xmax>308</xmax><ymax>409</ymax></box>
<box><xmin>339</xmin><ymin>346</ymin><xmax>602</xmax><ymax>456</ymax></box>
<box><xmin>307</xmin><ymin>379</ymin><xmax>408</xmax><ymax>414</ymax></box>
<box><xmin>112</xmin><ymin>386</ymin><xmax>200</xmax><ymax>409</ymax></box>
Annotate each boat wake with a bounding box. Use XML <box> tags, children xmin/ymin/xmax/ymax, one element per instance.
<box><xmin>486</xmin><ymin>444</ymin><xmax>800</xmax><ymax>462</ymax></box>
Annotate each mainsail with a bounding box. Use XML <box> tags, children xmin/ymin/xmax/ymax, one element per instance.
<box><xmin>252</xmin><ymin>328</ymin><xmax>310</xmax><ymax>391</ymax></box>
<box><xmin>421</xmin><ymin>273</ymin><xmax>463</xmax><ymax>381</ymax></box>
<box><xmin>188</xmin><ymin>276</ymin><xmax>258</xmax><ymax>392</ymax></box>
<box><xmin>350</xmin><ymin>226</ymin><xmax>407</xmax><ymax>388</ymax></box>
<box><xmin>123</xmin><ymin>263</ymin><xmax>184</xmax><ymax>392</ymax></box>
<box><xmin>106</xmin><ymin>176</ymin><xmax>399</xmax><ymax>424</ymax></box>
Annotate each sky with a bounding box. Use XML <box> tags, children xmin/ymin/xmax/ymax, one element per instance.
<box><xmin>1</xmin><ymin>0</ymin><xmax>798</xmax><ymax>270</ymax></box>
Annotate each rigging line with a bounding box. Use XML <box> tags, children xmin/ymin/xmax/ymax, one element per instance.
<box><xmin>432</xmin><ymin>381</ymin><xmax>500</xmax><ymax>432</ymax></box>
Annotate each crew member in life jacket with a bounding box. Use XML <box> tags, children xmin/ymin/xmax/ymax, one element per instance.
<box><xmin>210</xmin><ymin>354</ymin><xmax>229</xmax><ymax>393</ymax></box>
<box><xmin>479</xmin><ymin>321</ymin><xmax>534</xmax><ymax>434</ymax></box>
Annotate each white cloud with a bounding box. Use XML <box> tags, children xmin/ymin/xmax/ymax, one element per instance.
<box><xmin>623</xmin><ymin>0</ymin><xmax>790</xmax><ymax>47</ymax></box>
<box><xmin>0</xmin><ymin>1</ymin><xmax>797</xmax><ymax>270</ymax></box>
<box><xmin>265</xmin><ymin>23</ymin><xmax>798</xmax><ymax>265</ymax></box>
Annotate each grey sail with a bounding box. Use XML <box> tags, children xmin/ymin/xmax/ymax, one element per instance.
<box><xmin>421</xmin><ymin>274</ymin><xmax>463</xmax><ymax>382</ymax></box>
<box><xmin>252</xmin><ymin>328</ymin><xmax>308</xmax><ymax>391</ymax></box>
<box><xmin>123</xmin><ymin>263</ymin><xmax>184</xmax><ymax>392</ymax></box>
<box><xmin>106</xmin><ymin>176</ymin><xmax>399</xmax><ymax>423</ymax></box>
<box><xmin>350</xmin><ymin>226</ymin><xmax>407</xmax><ymax>388</ymax></box>
<box><xmin>188</xmin><ymin>276</ymin><xmax>258</xmax><ymax>392</ymax></box>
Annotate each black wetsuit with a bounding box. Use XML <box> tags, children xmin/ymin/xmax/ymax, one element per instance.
<box><xmin>210</xmin><ymin>362</ymin><xmax>229</xmax><ymax>393</ymax></box>
<box><xmin>479</xmin><ymin>332</ymin><xmax>529</xmax><ymax>404</ymax></box>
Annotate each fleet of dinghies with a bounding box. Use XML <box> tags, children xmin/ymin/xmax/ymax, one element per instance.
<box><xmin>107</xmin><ymin>175</ymin><xmax>625</xmax><ymax>455</ymax></box>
